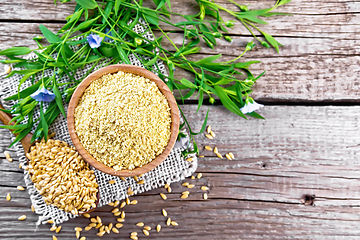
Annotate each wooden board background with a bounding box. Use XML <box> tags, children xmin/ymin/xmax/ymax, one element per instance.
<box><xmin>1</xmin><ymin>0</ymin><xmax>360</xmax><ymax>239</ymax></box>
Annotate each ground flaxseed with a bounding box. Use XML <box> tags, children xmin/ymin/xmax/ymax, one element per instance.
<box><xmin>74</xmin><ymin>71</ymin><xmax>172</xmax><ymax>170</ymax></box>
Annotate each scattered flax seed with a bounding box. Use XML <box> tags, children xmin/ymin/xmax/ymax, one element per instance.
<box><xmin>181</xmin><ymin>194</ymin><xmax>188</xmax><ymax>199</ymax></box>
<box><xmin>97</xmin><ymin>231</ymin><xmax>105</xmax><ymax>237</ymax></box>
<box><xmin>6</xmin><ymin>193</ymin><xmax>11</xmax><ymax>201</ymax></box>
<box><xmin>126</xmin><ymin>197</ymin><xmax>130</xmax><ymax>205</ymax></box>
<box><xmin>130</xmin><ymin>200</ymin><xmax>138</xmax><ymax>205</ymax></box>
<box><xmin>19</xmin><ymin>163</ymin><xmax>23</xmax><ymax>169</ymax></box>
<box><xmin>207</xmin><ymin>125</ymin><xmax>211</xmax><ymax>134</ymax></box>
<box><xmin>55</xmin><ymin>226</ymin><xmax>62</xmax><ymax>233</ymax></box>
<box><xmin>90</xmin><ymin>218</ymin><xmax>97</xmax><ymax>223</ymax></box>
<box><xmin>74</xmin><ymin>71</ymin><xmax>172</xmax><ymax>171</ymax></box>
<box><xmin>83</xmin><ymin>213</ymin><xmax>90</xmax><ymax>218</ymax></box>
<box><xmin>96</xmin><ymin>216</ymin><xmax>102</xmax><ymax>224</ymax></box>
<box><xmin>108</xmin><ymin>223</ymin><xmax>113</xmax><ymax>231</ymax></box>
<box><xmin>225</xmin><ymin>153</ymin><xmax>232</xmax><ymax>160</ymax></box>
<box><xmin>114</xmin><ymin>200</ymin><xmax>120</xmax><ymax>207</ymax></box>
<box><xmin>164</xmin><ymin>183</ymin><xmax>169</xmax><ymax>189</ymax></box>
<box><xmin>52</xmin><ymin>236</ymin><xmax>57</xmax><ymax>240</ymax></box>
<box><xmin>210</xmin><ymin>130</ymin><xmax>216</xmax><ymax>138</ymax></box>
<box><xmin>4</xmin><ymin>152</ymin><xmax>12</xmax><ymax>162</ymax></box>
<box><xmin>121</xmin><ymin>211</ymin><xmax>125</xmax><ymax>219</ymax></box>
<box><xmin>191</xmin><ymin>176</ymin><xmax>195</xmax><ymax>179</ymax></box>
<box><xmin>113</xmin><ymin>211</ymin><xmax>121</xmax><ymax>216</ymax></box>
<box><xmin>31</xmin><ymin>205</ymin><xmax>35</xmax><ymax>212</ymax></box>
<box><xmin>160</xmin><ymin>193</ymin><xmax>167</xmax><ymax>200</ymax></box>
<box><xmin>182</xmin><ymin>191</ymin><xmax>190</xmax><ymax>195</ymax></box>
<box><xmin>17</xmin><ymin>186</ymin><xmax>25</xmax><ymax>191</ymax></box>
<box><xmin>157</xmin><ymin>224</ymin><xmax>161</xmax><ymax>232</ymax></box>
<box><xmin>117</xmin><ymin>218</ymin><xmax>125</xmax><ymax>222</ymax></box>
<box><xmin>197</xmin><ymin>173</ymin><xmax>202</xmax><ymax>179</ymax></box>
<box><xmin>131</xmin><ymin>232</ymin><xmax>138</xmax><ymax>236</ymax></box>
<box><xmin>111</xmin><ymin>208</ymin><xmax>119</xmax><ymax>213</ymax></box>
<box><xmin>204</xmin><ymin>146</ymin><xmax>212</xmax><ymax>151</ymax></box>
<box><xmin>108</xmin><ymin>202</ymin><xmax>115</xmax><ymax>206</ymax></box>
<box><xmin>138</xmin><ymin>174</ymin><xmax>144</xmax><ymax>177</ymax></box>
<box><xmin>162</xmin><ymin>209</ymin><xmax>167</xmax><ymax>217</ymax></box>
<box><xmin>134</xmin><ymin>176</ymin><xmax>139</xmax><ymax>182</ymax></box>
<box><xmin>116</xmin><ymin>223</ymin><xmax>123</xmax><ymax>228</ymax></box>
<box><xmin>182</xmin><ymin>182</ymin><xmax>189</xmax><ymax>186</ymax></box>
<box><xmin>186</xmin><ymin>157</ymin><xmax>193</xmax><ymax>162</ymax></box>
<box><xmin>216</xmin><ymin>153</ymin><xmax>223</xmax><ymax>159</ymax></box>
<box><xmin>130</xmin><ymin>236</ymin><xmax>138</xmax><ymax>240</ymax></box>
<box><xmin>112</xmin><ymin>227</ymin><xmax>119</xmax><ymax>233</ymax></box>
<box><xmin>137</xmin><ymin>180</ymin><xmax>145</xmax><ymax>185</ymax></box>
<box><xmin>109</xmin><ymin>180</ymin><xmax>116</xmax><ymax>184</ymax></box>
<box><xmin>229</xmin><ymin>152</ymin><xmax>235</xmax><ymax>160</ymax></box>
<box><xmin>84</xmin><ymin>226</ymin><xmax>92</xmax><ymax>231</ymax></box>
<box><xmin>171</xmin><ymin>221</ymin><xmax>178</xmax><ymax>226</ymax></box>
<box><xmin>167</xmin><ymin>186</ymin><xmax>172</xmax><ymax>193</ymax></box>
<box><xmin>166</xmin><ymin>218</ymin><xmax>171</xmax><ymax>226</ymax></box>
<box><xmin>89</xmin><ymin>223</ymin><xmax>97</xmax><ymax>228</ymax></box>
<box><xmin>76</xmin><ymin>231</ymin><xmax>80</xmax><ymax>239</ymax></box>
<box><xmin>203</xmin><ymin>193</ymin><xmax>208</xmax><ymax>200</ymax></box>
<box><xmin>205</xmin><ymin>134</ymin><xmax>213</xmax><ymax>140</ymax></box>
<box><xmin>143</xmin><ymin>229</ymin><xmax>150</xmax><ymax>236</ymax></box>
<box><xmin>80</xmin><ymin>237</ymin><xmax>86</xmax><ymax>240</ymax></box>
<box><xmin>50</xmin><ymin>226</ymin><xmax>57</xmax><ymax>231</ymax></box>
<box><xmin>198</xmin><ymin>155</ymin><xmax>205</xmax><ymax>158</ymax></box>
<box><xmin>127</xmin><ymin>187</ymin><xmax>132</xmax><ymax>195</ymax></box>
<box><xmin>213</xmin><ymin>147</ymin><xmax>218</xmax><ymax>154</ymax></box>
<box><xmin>187</xmin><ymin>184</ymin><xmax>195</xmax><ymax>189</ymax></box>
<box><xmin>144</xmin><ymin>226</ymin><xmax>151</xmax><ymax>231</ymax></box>
<box><xmin>47</xmin><ymin>219</ymin><xmax>54</xmax><ymax>224</ymax></box>
<box><xmin>136</xmin><ymin>222</ymin><xmax>144</xmax><ymax>227</ymax></box>
<box><xmin>201</xmin><ymin>186</ymin><xmax>209</xmax><ymax>191</ymax></box>
<box><xmin>120</xmin><ymin>177</ymin><xmax>126</xmax><ymax>181</ymax></box>
<box><xmin>95</xmin><ymin>223</ymin><xmax>102</xmax><ymax>229</ymax></box>
<box><xmin>6</xmin><ymin>66</ymin><xmax>11</xmax><ymax>74</ymax></box>
<box><xmin>120</xmin><ymin>201</ymin><xmax>126</xmax><ymax>208</ymax></box>
<box><xmin>18</xmin><ymin>215</ymin><xmax>26</xmax><ymax>221</ymax></box>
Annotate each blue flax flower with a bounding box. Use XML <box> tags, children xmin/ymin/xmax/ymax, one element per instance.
<box><xmin>104</xmin><ymin>28</ymin><xmax>113</xmax><ymax>41</ymax></box>
<box><xmin>87</xmin><ymin>34</ymin><xmax>103</xmax><ymax>48</ymax></box>
<box><xmin>30</xmin><ymin>87</ymin><xmax>55</xmax><ymax>102</ymax></box>
<box><xmin>240</xmin><ymin>98</ymin><xmax>264</xmax><ymax>114</ymax></box>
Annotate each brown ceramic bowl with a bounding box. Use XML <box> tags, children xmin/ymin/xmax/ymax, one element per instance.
<box><xmin>67</xmin><ymin>64</ymin><xmax>180</xmax><ymax>177</ymax></box>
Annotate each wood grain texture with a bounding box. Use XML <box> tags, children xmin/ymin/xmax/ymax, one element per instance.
<box><xmin>2</xmin><ymin>105</ymin><xmax>360</xmax><ymax>239</ymax></box>
<box><xmin>0</xmin><ymin>0</ymin><xmax>359</xmax><ymax>101</ymax></box>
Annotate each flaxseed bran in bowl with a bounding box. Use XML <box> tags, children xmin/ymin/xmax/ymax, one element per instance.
<box><xmin>67</xmin><ymin>64</ymin><xmax>179</xmax><ymax>177</ymax></box>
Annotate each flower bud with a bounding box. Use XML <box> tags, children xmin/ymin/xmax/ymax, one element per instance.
<box><xmin>212</xmin><ymin>32</ymin><xmax>222</xmax><ymax>38</ymax></box>
<box><xmin>135</xmin><ymin>37</ymin><xmax>143</xmax><ymax>46</ymax></box>
<box><xmin>225</xmin><ymin>20</ymin><xmax>236</xmax><ymax>28</ymax></box>
<box><xmin>240</xmin><ymin>5</ymin><xmax>248</xmax><ymax>12</ymax></box>
<box><xmin>209</xmin><ymin>97</ymin><xmax>215</xmax><ymax>104</ymax></box>
<box><xmin>224</xmin><ymin>36</ymin><xmax>233</xmax><ymax>43</ymax></box>
<box><xmin>245</xmin><ymin>41</ymin><xmax>255</xmax><ymax>51</ymax></box>
<box><xmin>261</xmin><ymin>41</ymin><xmax>270</xmax><ymax>48</ymax></box>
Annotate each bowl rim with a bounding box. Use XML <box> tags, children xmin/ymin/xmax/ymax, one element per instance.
<box><xmin>67</xmin><ymin>64</ymin><xmax>180</xmax><ymax>177</ymax></box>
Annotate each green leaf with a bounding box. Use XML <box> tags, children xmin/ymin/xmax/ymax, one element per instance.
<box><xmin>196</xmin><ymin>90</ymin><xmax>204</xmax><ymax>113</ymax></box>
<box><xmin>193</xmin><ymin>108</ymin><xmax>209</xmax><ymax>135</ymax></box>
<box><xmin>234</xmin><ymin>60</ymin><xmax>261</xmax><ymax>69</ymax></box>
<box><xmin>39</xmin><ymin>25</ymin><xmax>62</xmax><ymax>43</ymax></box>
<box><xmin>214</xmin><ymin>85</ymin><xmax>247</xmax><ymax>119</ymax></box>
<box><xmin>277</xmin><ymin>0</ymin><xmax>292</xmax><ymax>6</ymax></box>
<box><xmin>246</xmin><ymin>111</ymin><xmax>265</xmax><ymax>119</ymax></box>
<box><xmin>195</xmin><ymin>54</ymin><xmax>221</xmax><ymax>65</ymax></box>
<box><xmin>62</xmin><ymin>9</ymin><xmax>83</xmax><ymax>31</ymax></box>
<box><xmin>53</xmin><ymin>82</ymin><xmax>66</xmax><ymax>118</ymax></box>
<box><xmin>115</xmin><ymin>43</ymin><xmax>131</xmax><ymax>64</ymax></box>
<box><xmin>40</xmin><ymin>102</ymin><xmax>48</xmax><ymax>142</ymax></box>
<box><xmin>180</xmin><ymin>78</ymin><xmax>197</xmax><ymax>89</ymax></box>
<box><xmin>115</xmin><ymin>0</ymin><xmax>124</xmax><ymax>14</ymax></box>
<box><xmin>199</xmin><ymin>24</ymin><xmax>216</xmax><ymax>45</ymax></box>
<box><xmin>145</xmin><ymin>55</ymin><xmax>158</xmax><ymax>66</ymax></box>
<box><xmin>254</xmin><ymin>70</ymin><xmax>266</xmax><ymax>81</ymax></box>
<box><xmin>142</xmin><ymin>9</ymin><xmax>159</xmax><ymax>26</ymax></box>
<box><xmin>102</xmin><ymin>1</ymin><xmax>114</xmax><ymax>24</ymax></box>
<box><xmin>75</xmin><ymin>0</ymin><xmax>98</xmax><ymax>9</ymax></box>
<box><xmin>0</xmin><ymin>124</ymin><xmax>27</xmax><ymax>130</ymax></box>
<box><xmin>4</xmin><ymin>78</ymin><xmax>44</xmax><ymax>101</ymax></box>
<box><xmin>263</xmin><ymin>32</ymin><xmax>280</xmax><ymax>53</ymax></box>
<box><xmin>0</xmin><ymin>47</ymin><xmax>32</xmax><ymax>56</ymax></box>
<box><xmin>9</xmin><ymin>127</ymin><xmax>32</xmax><ymax>148</ymax></box>
<box><xmin>73</xmin><ymin>16</ymin><xmax>100</xmax><ymax>32</ymax></box>
<box><xmin>175</xmin><ymin>21</ymin><xmax>201</xmax><ymax>27</ymax></box>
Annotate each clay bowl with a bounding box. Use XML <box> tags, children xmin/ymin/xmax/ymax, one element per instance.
<box><xmin>0</xmin><ymin>104</ymin><xmax>99</xmax><ymax>215</ymax></box>
<box><xmin>67</xmin><ymin>64</ymin><xmax>180</xmax><ymax>177</ymax></box>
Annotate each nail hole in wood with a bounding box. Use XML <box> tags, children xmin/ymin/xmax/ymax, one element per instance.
<box><xmin>261</xmin><ymin>163</ymin><xmax>267</xmax><ymax>169</ymax></box>
<box><xmin>301</xmin><ymin>194</ymin><xmax>315</xmax><ymax>206</ymax></box>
